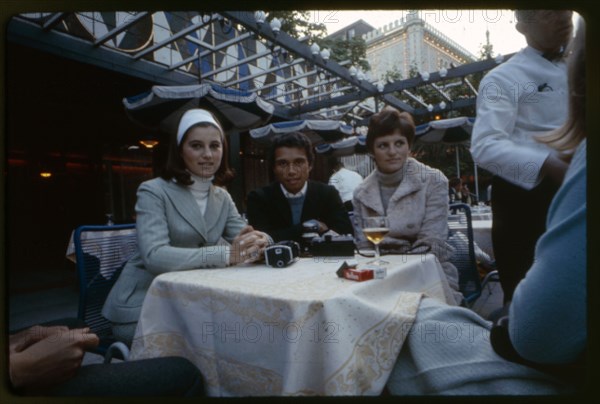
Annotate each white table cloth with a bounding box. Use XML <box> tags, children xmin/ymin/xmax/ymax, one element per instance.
<box><xmin>471</xmin><ymin>213</ymin><xmax>492</xmax><ymax>221</ymax></box>
<box><xmin>129</xmin><ymin>254</ymin><xmax>454</xmax><ymax>396</ymax></box>
<box><xmin>472</xmin><ymin>220</ymin><xmax>493</xmax><ymax>260</ymax></box>
<box><xmin>448</xmin><ymin>211</ymin><xmax>494</xmax><ymax>261</ymax></box>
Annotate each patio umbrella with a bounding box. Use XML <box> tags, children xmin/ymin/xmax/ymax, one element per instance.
<box><xmin>314</xmin><ymin>135</ymin><xmax>367</xmax><ymax>157</ymax></box>
<box><xmin>415</xmin><ymin>117</ymin><xmax>480</xmax><ymax>201</ymax></box>
<box><xmin>249</xmin><ymin>119</ymin><xmax>353</xmax><ymax>145</ymax></box>
<box><xmin>415</xmin><ymin>116</ymin><xmax>474</xmax><ymax>145</ymax></box>
<box><xmin>123</xmin><ymin>83</ymin><xmax>274</xmax><ymax>135</ymax></box>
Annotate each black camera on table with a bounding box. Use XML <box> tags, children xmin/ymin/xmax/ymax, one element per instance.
<box><xmin>309</xmin><ymin>234</ymin><xmax>356</xmax><ymax>257</ymax></box>
<box><xmin>300</xmin><ymin>219</ymin><xmax>320</xmax><ymax>255</ymax></box>
<box><xmin>265</xmin><ymin>240</ymin><xmax>300</xmax><ymax>268</ymax></box>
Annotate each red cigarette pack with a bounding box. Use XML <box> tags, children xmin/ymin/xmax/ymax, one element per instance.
<box><xmin>341</xmin><ymin>268</ymin><xmax>374</xmax><ymax>282</ymax></box>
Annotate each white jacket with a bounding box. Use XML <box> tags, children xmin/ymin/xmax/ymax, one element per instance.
<box><xmin>329</xmin><ymin>167</ymin><xmax>363</xmax><ymax>203</ymax></box>
<box><xmin>471</xmin><ymin>46</ymin><xmax>568</xmax><ymax>190</ymax></box>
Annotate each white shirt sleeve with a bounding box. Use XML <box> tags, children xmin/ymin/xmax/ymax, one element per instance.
<box><xmin>470</xmin><ymin>49</ymin><xmax>568</xmax><ymax>190</ymax></box>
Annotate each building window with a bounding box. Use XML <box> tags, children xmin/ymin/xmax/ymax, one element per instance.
<box><xmin>347</xmin><ymin>29</ymin><xmax>355</xmax><ymax>40</ymax></box>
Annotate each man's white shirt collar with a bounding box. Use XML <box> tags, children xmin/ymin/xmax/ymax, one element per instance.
<box><xmin>280</xmin><ymin>182</ymin><xmax>308</xmax><ymax>198</ymax></box>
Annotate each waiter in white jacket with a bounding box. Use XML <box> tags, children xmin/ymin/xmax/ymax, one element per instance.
<box><xmin>471</xmin><ymin>10</ymin><xmax>573</xmax><ymax>305</ymax></box>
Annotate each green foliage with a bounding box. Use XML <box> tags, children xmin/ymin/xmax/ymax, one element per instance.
<box><xmin>478</xmin><ymin>29</ymin><xmax>495</xmax><ymax>61</ymax></box>
<box><xmin>267</xmin><ymin>11</ymin><xmax>369</xmax><ymax>72</ymax></box>
<box><xmin>412</xmin><ymin>144</ymin><xmax>470</xmax><ymax>178</ymax></box>
<box><xmin>383</xmin><ymin>67</ymin><xmax>402</xmax><ymax>82</ymax></box>
<box><xmin>267</xmin><ymin>11</ymin><xmax>327</xmax><ymax>40</ymax></box>
<box><xmin>468</xmin><ymin>31</ymin><xmax>496</xmax><ymax>94</ymax></box>
<box><xmin>479</xmin><ymin>43</ymin><xmax>494</xmax><ymax>61</ymax></box>
<box><xmin>407</xmin><ymin>63</ymin><xmax>419</xmax><ymax>78</ymax></box>
<box><xmin>319</xmin><ymin>36</ymin><xmax>370</xmax><ymax>72</ymax></box>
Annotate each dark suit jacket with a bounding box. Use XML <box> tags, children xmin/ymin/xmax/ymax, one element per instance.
<box><xmin>246</xmin><ymin>180</ymin><xmax>353</xmax><ymax>242</ymax></box>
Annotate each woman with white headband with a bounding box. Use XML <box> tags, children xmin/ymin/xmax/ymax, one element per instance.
<box><xmin>102</xmin><ymin>108</ymin><xmax>271</xmax><ymax>345</ymax></box>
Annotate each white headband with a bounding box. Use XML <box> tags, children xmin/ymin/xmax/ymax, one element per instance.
<box><xmin>177</xmin><ymin>109</ymin><xmax>223</xmax><ymax>145</ymax></box>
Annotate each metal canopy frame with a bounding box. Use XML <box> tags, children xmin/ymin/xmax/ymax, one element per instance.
<box><xmin>8</xmin><ymin>10</ymin><xmax>513</xmax><ymax>126</ymax></box>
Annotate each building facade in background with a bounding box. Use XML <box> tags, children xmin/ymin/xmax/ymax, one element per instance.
<box><xmin>363</xmin><ymin>10</ymin><xmax>476</xmax><ymax>81</ymax></box>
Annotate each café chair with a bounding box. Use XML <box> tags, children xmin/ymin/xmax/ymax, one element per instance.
<box><xmin>73</xmin><ymin>223</ymin><xmax>137</xmax><ymax>359</ymax></box>
<box><xmin>447</xmin><ymin>203</ymin><xmax>498</xmax><ymax>307</ymax></box>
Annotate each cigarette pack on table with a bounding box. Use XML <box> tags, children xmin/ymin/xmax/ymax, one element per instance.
<box><xmin>341</xmin><ymin>267</ymin><xmax>373</xmax><ymax>282</ymax></box>
<box><xmin>336</xmin><ymin>260</ymin><xmax>387</xmax><ymax>282</ymax></box>
<box><xmin>359</xmin><ymin>264</ymin><xmax>387</xmax><ymax>279</ymax></box>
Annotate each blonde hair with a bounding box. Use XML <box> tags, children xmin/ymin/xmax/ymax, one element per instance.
<box><xmin>535</xmin><ymin>20</ymin><xmax>586</xmax><ymax>161</ymax></box>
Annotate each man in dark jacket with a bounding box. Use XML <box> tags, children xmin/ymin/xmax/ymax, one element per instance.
<box><xmin>246</xmin><ymin>132</ymin><xmax>353</xmax><ymax>243</ymax></box>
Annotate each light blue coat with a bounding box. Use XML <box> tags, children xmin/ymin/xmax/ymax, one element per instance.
<box><xmin>102</xmin><ymin>177</ymin><xmax>246</xmax><ymax>323</ymax></box>
<box><xmin>509</xmin><ymin>139</ymin><xmax>587</xmax><ymax>363</ymax></box>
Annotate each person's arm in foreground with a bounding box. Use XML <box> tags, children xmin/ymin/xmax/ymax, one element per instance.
<box><xmin>9</xmin><ymin>326</ymin><xmax>99</xmax><ymax>392</ymax></box>
<box><xmin>508</xmin><ymin>142</ymin><xmax>586</xmax><ymax>364</ymax></box>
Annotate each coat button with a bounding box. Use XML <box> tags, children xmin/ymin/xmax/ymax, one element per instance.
<box><xmin>407</xmin><ymin>223</ymin><xmax>414</xmax><ymax>229</ymax></box>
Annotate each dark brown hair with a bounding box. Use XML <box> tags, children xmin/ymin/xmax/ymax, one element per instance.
<box><xmin>366</xmin><ymin>106</ymin><xmax>416</xmax><ymax>153</ymax></box>
<box><xmin>268</xmin><ymin>131</ymin><xmax>314</xmax><ymax>172</ymax></box>
<box><xmin>161</xmin><ymin>121</ymin><xmax>234</xmax><ymax>186</ymax></box>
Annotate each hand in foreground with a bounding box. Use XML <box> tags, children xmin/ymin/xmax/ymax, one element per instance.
<box><xmin>9</xmin><ymin>325</ymin><xmax>69</xmax><ymax>353</ymax></box>
<box><xmin>230</xmin><ymin>225</ymin><xmax>271</xmax><ymax>265</ymax></box>
<box><xmin>9</xmin><ymin>326</ymin><xmax>100</xmax><ymax>392</ymax></box>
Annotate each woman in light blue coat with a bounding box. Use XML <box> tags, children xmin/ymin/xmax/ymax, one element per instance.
<box><xmin>102</xmin><ymin>109</ymin><xmax>270</xmax><ymax>344</ymax></box>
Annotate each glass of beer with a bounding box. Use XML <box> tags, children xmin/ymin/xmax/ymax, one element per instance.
<box><xmin>362</xmin><ymin>216</ymin><xmax>390</xmax><ymax>265</ymax></box>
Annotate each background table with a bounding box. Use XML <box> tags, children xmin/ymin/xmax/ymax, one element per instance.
<box><xmin>448</xmin><ymin>209</ymin><xmax>494</xmax><ymax>261</ymax></box>
<box><xmin>129</xmin><ymin>254</ymin><xmax>454</xmax><ymax>396</ymax></box>
<box><xmin>472</xmin><ymin>219</ymin><xmax>493</xmax><ymax>260</ymax></box>
<box><xmin>470</xmin><ymin>205</ymin><xmax>492</xmax><ymax>221</ymax></box>
<box><xmin>65</xmin><ymin>227</ymin><xmax>137</xmax><ymax>278</ymax></box>
<box><xmin>65</xmin><ymin>228</ymin><xmax>136</xmax><ymax>262</ymax></box>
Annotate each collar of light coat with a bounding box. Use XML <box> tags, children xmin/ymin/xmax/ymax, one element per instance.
<box><xmin>354</xmin><ymin>157</ymin><xmax>435</xmax><ymax>215</ymax></box>
<box><xmin>164</xmin><ymin>178</ymin><xmax>227</xmax><ymax>238</ymax></box>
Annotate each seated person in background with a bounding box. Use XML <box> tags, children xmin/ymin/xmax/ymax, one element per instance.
<box><xmin>102</xmin><ymin>109</ymin><xmax>270</xmax><ymax>345</ymax></box>
<box><xmin>328</xmin><ymin>157</ymin><xmax>363</xmax><ymax>211</ymax></box>
<box><xmin>386</xmin><ymin>20</ymin><xmax>586</xmax><ymax>395</ymax></box>
<box><xmin>448</xmin><ymin>177</ymin><xmax>463</xmax><ymax>203</ymax></box>
<box><xmin>461</xmin><ymin>182</ymin><xmax>474</xmax><ymax>205</ymax></box>
<box><xmin>352</xmin><ymin>107</ymin><xmax>462</xmax><ymax>305</ymax></box>
<box><xmin>246</xmin><ymin>131</ymin><xmax>353</xmax><ymax>243</ymax></box>
<box><xmin>449</xmin><ymin>177</ymin><xmax>473</xmax><ymax>205</ymax></box>
<box><xmin>9</xmin><ymin>319</ymin><xmax>203</xmax><ymax>396</ymax></box>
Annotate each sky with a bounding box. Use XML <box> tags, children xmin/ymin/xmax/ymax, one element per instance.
<box><xmin>311</xmin><ymin>9</ymin><xmax>527</xmax><ymax>57</ymax></box>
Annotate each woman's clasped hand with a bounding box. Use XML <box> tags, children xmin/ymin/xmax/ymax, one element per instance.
<box><xmin>230</xmin><ymin>225</ymin><xmax>271</xmax><ymax>264</ymax></box>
